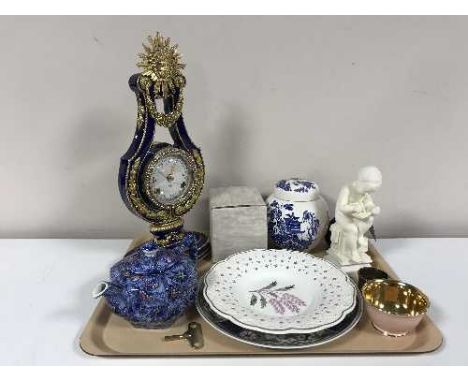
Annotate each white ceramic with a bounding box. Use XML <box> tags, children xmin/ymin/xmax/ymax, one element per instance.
<box><xmin>326</xmin><ymin>166</ymin><xmax>382</xmax><ymax>266</ymax></box>
<box><xmin>266</xmin><ymin>178</ymin><xmax>329</xmax><ymax>251</ymax></box>
<box><xmin>203</xmin><ymin>249</ymin><xmax>357</xmax><ymax>334</ymax></box>
<box><xmin>197</xmin><ymin>277</ymin><xmax>364</xmax><ymax>349</ymax></box>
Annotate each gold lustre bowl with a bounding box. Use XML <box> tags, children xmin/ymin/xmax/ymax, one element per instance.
<box><xmin>362</xmin><ymin>279</ymin><xmax>430</xmax><ymax>337</ymax></box>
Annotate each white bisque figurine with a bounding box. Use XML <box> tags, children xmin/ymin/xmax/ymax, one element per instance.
<box><xmin>326</xmin><ymin>166</ymin><xmax>382</xmax><ymax>266</ymax></box>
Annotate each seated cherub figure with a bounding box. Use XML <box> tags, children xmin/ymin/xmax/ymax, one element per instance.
<box><xmin>327</xmin><ymin>166</ymin><xmax>382</xmax><ymax>265</ymax></box>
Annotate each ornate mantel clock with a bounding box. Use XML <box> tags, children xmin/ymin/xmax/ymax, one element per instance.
<box><xmin>119</xmin><ymin>33</ymin><xmax>207</xmax><ymax>255</ymax></box>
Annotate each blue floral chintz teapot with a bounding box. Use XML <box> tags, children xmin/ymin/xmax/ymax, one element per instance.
<box><xmin>92</xmin><ymin>233</ymin><xmax>198</xmax><ymax>329</ymax></box>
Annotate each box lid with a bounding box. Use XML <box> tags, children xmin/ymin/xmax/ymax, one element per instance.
<box><xmin>209</xmin><ymin>187</ymin><xmax>265</xmax><ymax>209</ymax></box>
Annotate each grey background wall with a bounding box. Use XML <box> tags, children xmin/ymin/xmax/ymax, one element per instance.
<box><xmin>1</xmin><ymin>16</ymin><xmax>467</xmax><ymax>238</ymax></box>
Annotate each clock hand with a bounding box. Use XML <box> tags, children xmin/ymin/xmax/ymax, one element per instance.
<box><xmin>156</xmin><ymin>168</ymin><xmax>167</xmax><ymax>177</ymax></box>
<box><xmin>166</xmin><ymin>170</ymin><xmax>175</xmax><ymax>182</ymax></box>
<box><xmin>166</xmin><ymin>164</ymin><xmax>177</xmax><ymax>181</ymax></box>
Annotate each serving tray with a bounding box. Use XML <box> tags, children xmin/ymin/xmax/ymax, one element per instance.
<box><xmin>79</xmin><ymin>235</ymin><xmax>443</xmax><ymax>356</ymax></box>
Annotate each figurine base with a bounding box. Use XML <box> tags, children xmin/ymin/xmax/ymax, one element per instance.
<box><xmin>324</xmin><ymin>252</ymin><xmax>372</xmax><ymax>282</ymax></box>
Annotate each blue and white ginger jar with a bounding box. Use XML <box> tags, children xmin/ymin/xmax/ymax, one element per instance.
<box><xmin>266</xmin><ymin>179</ymin><xmax>329</xmax><ymax>251</ymax></box>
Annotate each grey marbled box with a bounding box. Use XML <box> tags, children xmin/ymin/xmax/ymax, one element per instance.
<box><xmin>209</xmin><ymin>187</ymin><xmax>268</xmax><ymax>262</ymax></box>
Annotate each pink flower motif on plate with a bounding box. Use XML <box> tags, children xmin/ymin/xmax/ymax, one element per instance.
<box><xmin>249</xmin><ymin>281</ymin><xmax>307</xmax><ymax>315</ymax></box>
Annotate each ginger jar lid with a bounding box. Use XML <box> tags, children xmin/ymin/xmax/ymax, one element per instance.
<box><xmin>273</xmin><ymin>178</ymin><xmax>320</xmax><ymax>202</ymax></box>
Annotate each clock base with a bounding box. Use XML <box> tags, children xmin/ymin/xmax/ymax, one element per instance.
<box><xmin>150</xmin><ymin>217</ymin><xmax>184</xmax><ymax>236</ymax></box>
<box><xmin>125</xmin><ymin>230</ymin><xmax>210</xmax><ymax>261</ymax></box>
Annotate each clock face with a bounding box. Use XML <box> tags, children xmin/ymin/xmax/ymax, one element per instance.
<box><xmin>147</xmin><ymin>154</ymin><xmax>193</xmax><ymax>205</ymax></box>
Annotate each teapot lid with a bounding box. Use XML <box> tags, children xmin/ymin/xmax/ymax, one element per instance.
<box><xmin>273</xmin><ymin>178</ymin><xmax>320</xmax><ymax>202</ymax></box>
<box><xmin>111</xmin><ymin>243</ymin><xmax>182</xmax><ymax>278</ymax></box>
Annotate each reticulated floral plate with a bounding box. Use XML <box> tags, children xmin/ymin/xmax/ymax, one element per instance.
<box><xmin>203</xmin><ymin>249</ymin><xmax>357</xmax><ymax>334</ymax></box>
<box><xmin>197</xmin><ymin>278</ymin><xmax>363</xmax><ymax>349</ymax></box>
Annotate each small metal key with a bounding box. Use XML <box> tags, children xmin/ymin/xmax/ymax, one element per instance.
<box><xmin>164</xmin><ymin>322</ymin><xmax>204</xmax><ymax>349</ymax></box>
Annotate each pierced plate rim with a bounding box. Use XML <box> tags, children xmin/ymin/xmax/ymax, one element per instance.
<box><xmin>203</xmin><ymin>249</ymin><xmax>357</xmax><ymax>334</ymax></box>
<box><xmin>197</xmin><ymin>278</ymin><xmax>363</xmax><ymax>350</ymax></box>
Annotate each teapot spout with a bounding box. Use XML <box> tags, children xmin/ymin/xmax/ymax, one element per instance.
<box><xmin>92</xmin><ymin>281</ymin><xmax>112</xmax><ymax>299</ymax></box>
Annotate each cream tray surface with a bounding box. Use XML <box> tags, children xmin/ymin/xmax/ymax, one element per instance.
<box><xmin>79</xmin><ymin>234</ymin><xmax>443</xmax><ymax>357</ymax></box>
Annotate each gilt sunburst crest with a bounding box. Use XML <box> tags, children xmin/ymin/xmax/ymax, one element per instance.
<box><xmin>137</xmin><ymin>32</ymin><xmax>186</xmax><ymax>97</ymax></box>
